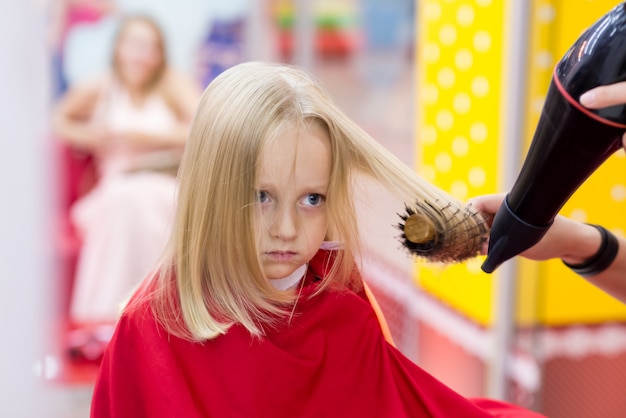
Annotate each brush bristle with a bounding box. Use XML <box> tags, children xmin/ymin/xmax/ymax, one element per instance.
<box><xmin>396</xmin><ymin>200</ymin><xmax>488</xmax><ymax>263</ymax></box>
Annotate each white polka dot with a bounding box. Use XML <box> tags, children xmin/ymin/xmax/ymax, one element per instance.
<box><xmin>471</xmin><ymin>76</ymin><xmax>490</xmax><ymax>97</ymax></box>
<box><xmin>420</xmin><ymin>125</ymin><xmax>437</xmax><ymax>145</ymax></box>
<box><xmin>422</xmin><ymin>84</ymin><xmax>439</xmax><ymax>105</ymax></box>
<box><xmin>451</xmin><ymin>180</ymin><xmax>469</xmax><ymax>200</ymax></box>
<box><xmin>438</xmin><ymin>67</ymin><xmax>456</xmax><ymax>89</ymax></box>
<box><xmin>457</xmin><ymin>5</ymin><xmax>475</xmax><ymax>27</ymax></box>
<box><xmin>468</xmin><ymin>166</ymin><xmax>487</xmax><ymax>187</ymax></box>
<box><xmin>535</xmin><ymin>50</ymin><xmax>554</xmax><ymax>70</ymax></box>
<box><xmin>473</xmin><ymin>30</ymin><xmax>492</xmax><ymax>53</ymax></box>
<box><xmin>424</xmin><ymin>2</ymin><xmax>442</xmax><ymax>21</ymax></box>
<box><xmin>436</xmin><ymin>109</ymin><xmax>454</xmax><ymax>131</ymax></box>
<box><xmin>470</xmin><ymin>122</ymin><xmax>488</xmax><ymax>143</ymax></box>
<box><xmin>452</xmin><ymin>136</ymin><xmax>470</xmax><ymax>157</ymax></box>
<box><xmin>453</xmin><ymin>93</ymin><xmax>471</xmax><ymax>114</ymax></box>
<box><xmin>569</xmin><ymin>209</ymin><xmax>587</xmax><ymax>223</ymax></box>
<box><xmin>476</xmin><ymin>0</ymin><xmax>492</xmax><ymax>6</ymax></box>
<box><xmin>611</xmin><ymin>184</ymin><xmax>626</xmax><ymax>202</ymax></box>
<box><xmin>424</xmin><ymin>42</ymin><xmax>441</xmax><ymax>63</ymax></box>
<box><xmin>439</xmin><ymin>24</ymin><xmax>457</xmax><ymax>46</ymax></box>
<box><xmin>420</xmin><ymin>165</ymin><xmax>437</xmax><ymax>182</ymax></box>
<box><xmin>532</xmin><ymin>97</ymin><xmax>545</xmax><ymax>113</ymax></box>
<box><xmin>435</xmin><ymin>152</ymin><xmax>453</xmax><ymax>172</ymax></box>
<box><xmin>537</xmin><ymin>4</ymin><xmax>556</xmax><ymax>23</ymax></box>
<box><xmin>455</xmin><ymin>49</ymin><xmax>473</xmax><ymax>71</ymax></box>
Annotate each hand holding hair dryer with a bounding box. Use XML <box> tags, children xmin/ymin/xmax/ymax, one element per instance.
<box><xmin>482</xmin><ymin>3</ymin><xmax>626</xmax><ymax>273</ymax></box>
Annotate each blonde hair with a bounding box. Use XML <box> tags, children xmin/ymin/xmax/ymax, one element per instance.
<box><xmin>139</xmin><ymin>62</ymin><xmax>485</xmax><ymax>341</ymax></box>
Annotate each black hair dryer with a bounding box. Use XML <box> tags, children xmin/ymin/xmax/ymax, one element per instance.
<box><xmin>481</xmin><ymin>3</ymin><xmax>626</xmax><ymax>274</ymax></box>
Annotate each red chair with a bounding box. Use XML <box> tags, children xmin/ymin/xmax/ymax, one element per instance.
<box><xmin>55</xmin><ymin>140</ymin><xmax>102</xmax><ymax>383</ymax></box>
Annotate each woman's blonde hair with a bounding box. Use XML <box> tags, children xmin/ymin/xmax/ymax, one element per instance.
<box><xmin>141</xmin><ymin>62</ymin><xmax>485</xmax><ymax>341</ymax></box>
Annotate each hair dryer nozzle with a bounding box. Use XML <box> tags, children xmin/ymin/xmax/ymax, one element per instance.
<box><xmin>481</xmin><ymin>196</ymin><xmax>551</xmax><ymax>273</ymax></box>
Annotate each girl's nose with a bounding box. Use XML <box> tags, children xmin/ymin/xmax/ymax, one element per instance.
<box><xmin>272</xmin><ymin>205</ymin><xmax>297</xmax><ymax>241</ymax></box>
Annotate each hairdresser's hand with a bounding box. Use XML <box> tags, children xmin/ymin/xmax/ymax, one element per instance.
<box><xmin>468</xmin><ymin>194</ymin><xmax>602</xmax><ymax>264</ymax></box>
<box><xmin>580</xmin><ymin>82</ymin><xmax>626</xmax><ymax>148</ymax></box>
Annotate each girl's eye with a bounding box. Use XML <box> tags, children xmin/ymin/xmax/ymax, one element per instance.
<box><xmin>257</xmin><ymin>190</ymin><xmax>270</xmax><ymax>203</ymax></box>
<box><xmin>303</xmin><ymin>194</ymin><xmax>325</xmax><ymax>207</ymax></box>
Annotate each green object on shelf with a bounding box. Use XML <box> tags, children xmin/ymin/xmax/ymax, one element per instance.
<box><xmin>275</xmin><ymin>10</ymin><xmax>357</xmax><ymax>30</ymax></box>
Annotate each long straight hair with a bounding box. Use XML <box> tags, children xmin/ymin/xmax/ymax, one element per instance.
<box><xmin>136</xmin><ymin>62</ymin><xmax>485</xmax><ymax>341</ymax></box>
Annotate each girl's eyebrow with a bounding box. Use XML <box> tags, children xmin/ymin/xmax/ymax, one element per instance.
<box><xmin>305</xmin><ymin>184</ymin><xmax>329</xmax><ymax>193</ymax></box>
<box><xmin>256</xmin><ymin>178</ymin><xmax>329</xmax><ymax>188</ymax></box>
<box><xmin>254</xmin><ymin>181</ymin><xmax>277</xmax><ymax>190</ymax></box>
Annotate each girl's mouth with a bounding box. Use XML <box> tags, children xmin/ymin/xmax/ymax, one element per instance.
<box><xmin>266</xmin><ymin>251</ymin><xmax>297</xmax><ymax>261</ymax></box>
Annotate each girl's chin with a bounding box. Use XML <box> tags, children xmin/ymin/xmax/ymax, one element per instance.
<box><xmin>265</xmin><ymin>271</ymin><xmax>295</xmax><ymax>281</ymax></box>
<box><xmin>263</xmin><ymin>265</ymin><xmax>300</xmax><ymax>281</ymax></box>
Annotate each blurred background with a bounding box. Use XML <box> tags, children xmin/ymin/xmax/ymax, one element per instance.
<box><xmin>2</xmin><ymin>1</ymin><xmax>626</xmax><ymax>417</ymax></box>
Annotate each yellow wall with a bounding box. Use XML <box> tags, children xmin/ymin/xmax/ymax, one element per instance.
<box><xmin>416</xmin><ymin>0</ymin><xmax>626</xmax><ymax>326</ymax></box>
<box><xmin>416</xmin><ymin>0</ymin><xmax>505</xmax><ymax>326</ymax></box>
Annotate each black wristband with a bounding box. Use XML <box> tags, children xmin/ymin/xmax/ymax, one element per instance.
<box><xmin>563</xmin><ymin>224</ymin><xmax>619</xmax><ymax>278</ymax></box>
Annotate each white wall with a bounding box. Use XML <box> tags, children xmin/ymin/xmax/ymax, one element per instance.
<box><xmin>0</xmin><ymin>0</ymin><xmax>54</xmax><ymax>415</ymax></box>
<box><xmin>63</xmin><ymin>0</ymin><xmax>248</xmax><ymax>84</ymax></box>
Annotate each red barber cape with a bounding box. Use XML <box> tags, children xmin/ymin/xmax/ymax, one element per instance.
<box><xmin>92</xmin><ymin>250</ymin><xmax>544</xmax><ymax>418</ymax></box>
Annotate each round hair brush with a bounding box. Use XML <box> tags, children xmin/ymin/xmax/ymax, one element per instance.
<box><xmin>397</xmin><ymin>200</ymin><xmax>488</xmax><ymax>263</ymax></box>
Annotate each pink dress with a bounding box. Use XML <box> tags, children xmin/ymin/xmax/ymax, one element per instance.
<box><xmin>69</xmin><ymin>80</ymin><xmax>180</xmax><ymax>324</ymax></box>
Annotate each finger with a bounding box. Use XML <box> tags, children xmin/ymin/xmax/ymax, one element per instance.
<box><xmin>481</xmin><ymin>239</ymin><xmax>489</xmax><ymax>256</ymax></box>
<box><xmin>466</xmin><ymin>193</ymin><xmax>505</xmax><ymax>213</ymax></box>
<box><xmin>579</xmin><ymin>82</ymin><xmax>626</xmax><ymax>109</ymax></box>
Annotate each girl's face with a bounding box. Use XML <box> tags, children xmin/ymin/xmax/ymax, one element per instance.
<box><xmin>114</xmin><ymin>20</ymin><xmax>163</xmax><ymax>89</ymax></box>
<box><xmin>255</xmin><ymin>123</ymin><xmax>331</xmax><ymax>281</ymax></box>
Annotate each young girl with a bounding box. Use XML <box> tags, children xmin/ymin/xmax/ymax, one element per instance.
<box><xmin>92</xmin><ymin>62</ymin><xmax>543</xmax><ymax>417</ymax></box>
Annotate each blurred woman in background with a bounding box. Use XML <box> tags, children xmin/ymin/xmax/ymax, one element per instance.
<box><xmin>53</xmin><ymin>15</ymin><xmax>200</xmax><ymax>343</ymax></box>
